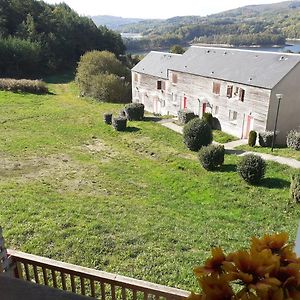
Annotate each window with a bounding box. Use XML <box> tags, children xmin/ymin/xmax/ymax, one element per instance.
<box><xmin>157</xmin><ymin>80</ymin><xmax>165</xmax><ymax>90</ymax></box>
<box><xmin>172</xmin><ymin>73</ymin><xmax>178</xmax><ymax>84</ymax></box>
<box><xmin>234</xmin><ymin>87</ymin><xmax>239</xmax><ymax>96</ymax></box>
<box><xmin>133</xmin><ymin>73</ymin><xmax>138</xmax><ymax>82</ymax></box>
<box><xmin>213</xmin><ymin>82</ymin><xmax>221</xmax><ymax>95</ymax></box>
<box><xmin>239</xmin><ymin>89</ymin><xmax>245</xmax><ymax>102</ymax></box>
<box><xmin>229</xmin><ymin>110</ymin><xmax>238</xmax><ymax>122</ymax></box>
<box><xmin>157</xmin><ymin>80</ymin><xmax>162</xmax><ymax>90</ymax></box>
<box><xmin>227</xmin><ymin>85</ymin><xmax>233</xmax><ymax>98</ymax></box>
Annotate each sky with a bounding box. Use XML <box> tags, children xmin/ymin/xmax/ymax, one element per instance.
<box><xmin>42</xmin><ymin>0</ymin><xmax>286</xmax><ymax>19</ymax></box>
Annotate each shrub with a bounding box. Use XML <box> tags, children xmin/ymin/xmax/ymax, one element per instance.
<box><xmin>248</xmin><ymin>130</ymin><xmax>257</xmax><ymax>147</ymax></box>
<box><xmin>112</xmin><ymin>117</ymin><xmax>127</xmax><ymax>131</ymax></box>
<box><xmin>202</xmin><ymin>112</ymin><xmax>213</xmax><ymax>128</ymax></box>
<box><xmin>258</xmin><ymin>131</ymin><xmax>276</xmax><ymax>147</ymax></box>
<box><xmin>291</xmin><ymin>173</ymin><xmax>300</xmax><ymax>202</ymax></box>
<box><xmin>76</xmin><ymin>50</ymin><xmax>131</xmax><ymax>103</ymax></box>
<box><xmin>103</xmin><ymin>113</ymin><xmax>112</xmax><ymax>125</ymax></box>
<box><xmin>237</xmin><ymin>154</ymin><xmax>266</xmax><ymax>184</ymax></box>
<box><xmin>287</xmin><ymin>130</ymin><xmax>300</xmax><ymax>150</ymax></box>
<box><xmin>177</xmin><ymin>109</ymin><xmax>198</xmax><ymax>124</ymax></box>
<box><xmin>0</xmin><ymin>78</ymin><xmax>48</xmax><ymax>94</ymax></box>
<box><xmin>183</xmin><ymin>118</ymin><xmax>213</xmax><ymax>151</ymax></box>
<box><xmin>198</xmin><ymin>145</ymin><xmax>225</xmax><ymax>171</ymax></box>
<box><xmin>124</xmin><ymin>103</ymin><xmax>145</xmax><ymax>121</ymax></box>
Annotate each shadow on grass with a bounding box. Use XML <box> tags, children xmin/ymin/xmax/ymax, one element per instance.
<box><xmin>125</xmin><ymin>127</ymin><xmax>140</xmax><ymax>132</ymax></box>
<box><xmin>44</xmin><ymin>72</ymin><xmax>75</xmax><ymax>84</ymax></box>
<box><xmin>143</xmin><ymin>116</ymin><xmax>163</xmax><ymax>122</ymax></box>
<box><xmin>218</xmin><ymin>164</ymin><xmax>237</xmax><ymax>173</ymax></box>
<box><xmin>260</xmin><ymin>177</ymin><xmax>290</xmax><ymax>189</ymax></box>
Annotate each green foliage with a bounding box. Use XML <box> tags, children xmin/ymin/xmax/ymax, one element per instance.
<box><xmin>76</xmin><ymin>51</ymin><xmax>131</xmax><ymax>103</ymax></box>
<box><xmin>124</xmin><ymin>103</ymin><xmax>145</xmax><ymax>121</ymax></box>
<box><xmin>248</xmin><ymin>130</ymin><xmax>257</xmax><ymax>147</ymax></box>
<box><xmin>121</xmin><ymin>2</ymin><xmax>300</xmax><ymax>51</ymax></box>
<box><xmin>178</xmin><ymin>109</ymin><xmax>198</xmax><ymax>124</ymax></box>
<box><xmin>170</xmin><ymin>45</ymin><xmax>185</xmax><ymax>54</ymax></box>
<box><xmin>237</xmin><ymin>154</ymin><xmax>266</xmax><ymax>184</ymax></box>
<box><xmin>198</xmin><ymin>144</ymin><xmax>225</xmax><ymax>171</ymax></box>
<box><xmin>287</xmin><ymin>130</ymin><xmax>300</xmax><ymax>151</ymax></box>
<box><xmin>259</xmin><ymin>131</ymin><xmax>276</xmax><ymax>147</ymax></box>
<box><xmin>0</xmin><ymin>37</ymin><xmax>41</xmax><ymax>77</ymax></box>
<box><xmin>0</xmin><ymin>0</ymin><xmax>125</xmax><ymax>76</ymax></box>
<box><xmin>183</xmin><ymin>118</ymin><xmax>213</xmax><ymax>151</ymax></box>
<box><xmin>103</xmin><ymin>113</ymin><xmax>113</xmax><ymax>125</ymax></box>
<box><xmin>112</xmin><ymin>117</ymin><xmax>127</xmax><ymax>131</ymax></box>
<box><xmin>202</xmin><ymin>113</ymin><xmax>213</xmax><ymax>128</ymax></box>
<box><xmin>0</xmin><ymin>78</ymin><xmax>48</xmax><ymax>94</ymax></box>
<box><xmin>291</xmin><ymin>173</ymin><xmax>300</xmax><ymax>202</ymax></box>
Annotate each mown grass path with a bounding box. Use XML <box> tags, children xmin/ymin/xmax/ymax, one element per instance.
<box><xmin>0</xmin><ymin>82</ymin><xmax>299</xmax><ymax>290</ymax></box>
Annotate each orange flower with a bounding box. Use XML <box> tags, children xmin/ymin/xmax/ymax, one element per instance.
<box><xmin>256</xmin><ymin>287</ymin><xmax>285</xmax><ymax>300</ymax></box>
<box><xmin>251</xmin><ymin>233</ymin><xmax>289</xmax><ymax>254</ymax></box>
<box><xmin>194</xmin><ymin>247</ymin><xmax>226</xmax><ymax>276</ymax></box>
<box><xmin>199</xmin><ymin>274</ymin><xmax>234</xmax><ymax>300</ymax></box>
<box><xmin>278</xmin><ymin>263</ymin><xmax>300</xmax><ymax>289</ymax></box>
<box><xmin>280</xmin><ymin>246</ymin><xmax>300</xmax><ymax>265</ymax></box>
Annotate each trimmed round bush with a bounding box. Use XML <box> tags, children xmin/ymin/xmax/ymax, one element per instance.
<box><xmin>103</xmin><ymin>113</ymin><xmax>112</xmax><ymax>125</ymax></box>
<box><xmin>202</xmin><ymin>113</ymin><xmax>213</xmax><ymax>128</ymax></box>
<box><xmin>112</xmin><ymin>117</ymin><xmax>127</xmax><ymax>131</ymax></box>
<box><xmin>183</xmin><ymin>118</ymin><xmax>213</xmax><ymax>151</ymax></box>
<box><xmin>178</xmin><ymin>109</ymin><xmax>197</xmax><ymax>124</ymax></box>
<box><xmin>287</xmin><ymin>130</ymin><xmax>300</xmax><ymax>150</ymax></box>
<box><xmin>291</xmin><ymin>174</ymin><xmax>300</xmax><ymax>202</ymax></box>
<box><xmin>248</xmin><ymin>130</ymin><xmax>257</xmax><ymax>147</ymax></box>
<box><xmin>124</xmin><ymin>103</ymin><xmax>144</xmax><ymax>121</ymax></box>
<box><xmin>237</xmin><ymin>154</ymin><xmax>266</xmax><ymax>184</ymax></box>
<box><xmin>258</xmin><ymin>131</ymin><xmax>276</xmax><ymax>147</ymax></box>
<box><xmin>198</xmin><ymin>145</ymin><xmax>225</xmax><ymax>171</ymax></box>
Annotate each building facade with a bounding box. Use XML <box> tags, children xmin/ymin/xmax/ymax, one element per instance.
<box><xmin>132</xmin><ymin>46</ymin><xmax>300</xmax><ymax>144</ymax></box>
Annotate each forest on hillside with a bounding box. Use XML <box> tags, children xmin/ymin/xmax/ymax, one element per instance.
<box><xmin>0</xmin><ymin>0</ymin><xmax>125</xmax><ymax>78</ymax></box>
<box><xmin>120</xmin><ymin>1</ymin><xmax>300</xmax><ymax>51</ymax></box>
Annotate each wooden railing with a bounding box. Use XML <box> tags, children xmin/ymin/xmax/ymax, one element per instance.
<box><xmin>6</xmin><ymin>249</ymin><xmax>190</xmax><ymax>300</ymax></box>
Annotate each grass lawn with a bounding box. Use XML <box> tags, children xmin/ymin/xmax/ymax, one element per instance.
<box><xmin>212</xmin><ymin>130</ymin><xmax>238</xmax><ymax>144</ymax></box>
<box><xmin>0</xmin><ymin>81</ymin><xmax>299</xmax><ymax>291</ymax></box>
<box><xmin>237</xmin><ymin>145</ymin><xmax>300</xmax><ymax>162</ymax></box>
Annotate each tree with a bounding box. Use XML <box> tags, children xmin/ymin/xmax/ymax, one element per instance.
<box><xmin>170</xmin><ymin>45</ymin><xmax>185</xmax><ymax>54</ymax></box>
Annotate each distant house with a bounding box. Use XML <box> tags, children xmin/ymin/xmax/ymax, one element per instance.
<box><xmin>131</xmin><ymin>46</ymin><xmax>300</xmax><ymax>144</ymax></box>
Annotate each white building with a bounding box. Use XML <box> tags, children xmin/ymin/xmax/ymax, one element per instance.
<box><xmin>131</xmin><ymin>46</ymin><xmax>300</xmax><ymax>144</ymax></box>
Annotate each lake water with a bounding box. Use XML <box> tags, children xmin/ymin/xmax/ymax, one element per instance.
<box><xmin>127</xmin><ymin>40</ymin><xmax>300</xmax><ymax>55</ymax></box>
<box><xmin>236</xmin><ymin>40</ymin><xmax>300</xmax><ymax>53</ymax></box>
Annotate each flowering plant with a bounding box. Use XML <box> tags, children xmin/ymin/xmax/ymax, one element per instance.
<box><xmin>189</xmin><ymin>233</ymin><xmax>300</xmax><ymax>300</ymax></box>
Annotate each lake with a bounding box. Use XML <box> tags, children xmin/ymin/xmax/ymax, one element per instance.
<box><xmin>127</xmin><ymin>40</ymin><xmax>300</xmax><ymax>55</ymax></box>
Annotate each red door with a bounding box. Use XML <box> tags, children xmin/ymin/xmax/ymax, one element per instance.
<box><xmin>243</xmin><ymin>115</ymin><xmax>253</xmax><ymax>138</ymax></box>
<box><xmin>202</xmin><ymin>103</ymin><xmax>207</xmax><ymax>116</ymax></box>
<box><xmin>183</xmin><ymin>96</ymin><xmax>187</xmax><ymax>110</ymax></box>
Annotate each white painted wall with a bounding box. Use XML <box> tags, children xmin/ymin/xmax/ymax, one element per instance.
<box><xmin>268</xmin><ymin>63</ymin><xmax>300</xmax><ymax>145</ymax></box>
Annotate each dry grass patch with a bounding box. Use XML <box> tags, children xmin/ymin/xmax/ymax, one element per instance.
<box><xmin>0</xmin><ymin>78</ymin><xmax>48</xmax><ymax>94</ymax></box>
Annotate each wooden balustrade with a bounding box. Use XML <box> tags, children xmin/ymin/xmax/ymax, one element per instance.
<box><xmin>7</xmin><ymin>249</ymin><xmax>190</xmax><ymax>300</ymax></box>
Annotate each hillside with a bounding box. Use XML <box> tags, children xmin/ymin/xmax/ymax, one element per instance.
<box><xmin>120</xmin><ymin>0</ymin><xmax>300</xmax><ymax>51</ymax></box>
<box><xmin>91</xmin><ymin>15</ymin><xmax>146</xmax><ymax>30</ymax></box>
<box><xmin>0</xmin><ymin>0</ymin><xmax>125</xmax><ymax>78</ymax></box>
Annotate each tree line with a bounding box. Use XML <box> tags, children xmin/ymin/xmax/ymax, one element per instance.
<box><xmin>0</xmin><ymin>0</ymin><xmax>126</xmax><ymax>78</ymax></box>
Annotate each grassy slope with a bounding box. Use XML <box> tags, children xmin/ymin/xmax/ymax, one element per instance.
<box><xmin>237</xmin><ymin>145</ymin><xmax>300</xmax><ymax>162</ymax></box>
<box><xmin>0</xmin><ymin>82</ymin><xmax>299</xmax><ymax>291</ymax></box>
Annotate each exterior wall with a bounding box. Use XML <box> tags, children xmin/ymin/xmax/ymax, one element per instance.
<box><xmin>132</xmin><ymin>72</ymin><xmax>179</xmax><ymax>116</ymax></box>
<box><xmin>267</xmin><ymin>64</ymin><xmax>300</xmax><ymax>145</ymax></box>
<box><xmin>132</xmin><ymin>70</ymin><xmax>271</xmax><ymax>139</ymax></box>
<box><xmin>172</xmin><ymin>71</ymin><xmax>271</xmax><ymax>138</ymax></box>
